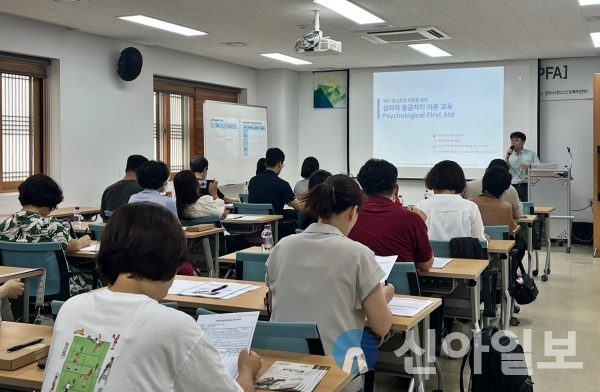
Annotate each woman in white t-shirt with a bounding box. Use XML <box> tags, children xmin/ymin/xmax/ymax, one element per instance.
<box><xmin>415</xmin><ymin>160</ymin><xmax>486</xmax><ymax>241</ymax></box>
<box><xmin>174</xmin><ymin>170</ymin><xmax>228</xmax><ymax>220</ymax></box>
<box><xmin>41</xmin><ymin>203</ymin><xmax>261</xmax><ymax>392</ymax></box>
<box><xmin>266</xmin><ymin>174</ymin><xmax>395</xmax><ymax>390</ymax></box>
<box><xmin>293</xmin><ymin>156</ymin><xmax>319</xmax><ymax>196</ymax></box>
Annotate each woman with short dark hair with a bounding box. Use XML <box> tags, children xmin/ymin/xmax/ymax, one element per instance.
<box><xmin>173</xmin><ymin>170</ymin><xmax>228</xmax><ymax>220</ymax></box>
<box><xmin>293</xmin><ymin>157</ymin><xmax>319</xmax><ymax>196</ymax></box>
<box><xmin>416</xmin><ymin>160</ymin><xmax>485</xmax><ymax>241</ymax></box>
<box><xmin>41</xmin><ymin>203</ymin><xmax>262</xmax><ymax>392</ymax></box>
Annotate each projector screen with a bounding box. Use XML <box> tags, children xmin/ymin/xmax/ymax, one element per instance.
<box><xmin>349</xmin><ymin>61</ymin><xmax>538</xmax><ymax>179</ymax></box>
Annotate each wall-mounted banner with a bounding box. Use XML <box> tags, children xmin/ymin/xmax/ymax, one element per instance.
<box><xmin>539</xmin><ymin>58</ymin><xmax>600</xmax><ymax>101</ymax></box>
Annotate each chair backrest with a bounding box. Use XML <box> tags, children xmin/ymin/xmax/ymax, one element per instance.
<box><xmin>484</xmin><ymin>225</ymin><xmax>509</xmax><ymax>240</ymax></box>
<box><xmin>239</xmin><ymin>194</ymin><xmax>249</xmax><ymax>203</ymax></box>
<box><xmin>429</xmin><ymin>239</ymin><xmax>488</xmax><ymax>258</ymax></box>
<box><xmin>104</xmin><ymin>210</ymin><xmax>113</xmax><ymax>218</ymax></box>
<box><xmin>236</xmin><ymin>251</ymin><xmax>269</xmax><ymax>282</ymax></box>
<box><xmin>252</xmin><ymin>320</ymin><xmax>325</xmax><ymax>355</ymax></box>
<box><xmin>295</xmin><ymin>229</ymin><xmax>304</xmax><ymax>234</ymax></box>
<box><xmin>180</xmin><ymin>215</ymin><xmax>220</xmax><ymax>227</ymax></box>
<box><xmin>52</xmin><ymin>300</ymin><xmax>179</xmax><ymax>315</ymax></box>
<box><xmin>0</xmin><ymin>241</ymin><xmax>67</xmax><ymax>297</ymax></box>
<box><xmin>521</xmin><ymin>201</ymin><xmax>534</xmax><ymax>215</ymax></box>
<box><xmin>233</xmin><ymin>203</ymin><xmax>274</xmax><ymax>215</ymax></box>
<box><xmin>88</xmin><ymin>223</ymin><xmax>106</xmax><ymax>241</ymax></box>
<box><xmin>387</xmin><ymin>262</ymin><xmax>420</xmax><ymax>295</ymax></box>
<box><xmin>296</xmin><ymin>210</ymin><xmax>305</xmax><ymax>230</ymax></box>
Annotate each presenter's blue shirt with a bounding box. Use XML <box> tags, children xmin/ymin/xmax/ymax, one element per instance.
<box><xmin>507</xmin><ymin>148</ymin><xmax>540</xmax><ymax>184</ymax></box>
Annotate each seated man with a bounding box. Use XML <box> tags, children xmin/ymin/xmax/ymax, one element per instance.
<box><xmin>462</xmin><ymin>159</ymin><xmax>522</xmax><ymax>219</ymax></box>
<box><xmin>190</xmin><ymin>156</ymin><xmax>238</xmax><ymax>204</ymax></box>
<box><xmin>41</xmin><ymin>203</ymin><xmax>262</xmax><ymax>391</ymax></box>
<box><xmin>470</xmin><ymin>168</ymin><xmax>526</xmax><ymax>265</ymax></box>
<box><xmin>0</xmin><ymin>174</ymin><xmax>92</xmax><ymax>295</ymax></box>
<box><xmin>128</xmin><ymin>160</ymin><xmax>177</xmax><ymax>217</ymax></box>
<box><xmin>348</xmin><ymin>159</ymin><xmax>434</xmax><ymax>271</ymax></box>
<box><xmin>100</xmin><ymin>154</ymin><xmax>148</xmax><ymax>221</ymax></box>
<box><xmin>248</xmin><ymin>148</ymin><xmax>303</xmax><ymax>215</ymax></box>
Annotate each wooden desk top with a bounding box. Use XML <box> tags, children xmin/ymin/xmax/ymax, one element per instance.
<box><xmin>0</xmin><ymin>267</ymin><xmax>45</xmax><ymax>283</ymax></box>
<box><xmin>222</xmin><ymin>215</ymin><xmax>284</xmax><ymax>224</ymax></box>
<box><xmin>510</xmin><ymin>225</ymin><xmax>521</xmax><ymax>235</ymax></box>
<box><xmin>254</xmin><ymin>349</ymin><xmax>352</xmax><ymax>392</ymax></box>
<box><xmin>515</xmin><ymin>215</ymin><xmax>537</xmax><ymax>224</ymax></box>
<box><xmin>0</xmin><ymin>207</ymin><xmax>100</xmax><ymax>223</ymax></box>
<box><xmin>217</xmin><ymin>246</ymin><xmax>262</xmax><ymax>265</ymax></box>
<box><xmin>0</xmin><ymin>322</ymin><xmax>52</xmax><ymax>390</ymax></box>
<box><xmin>419</xmin><ymin>258</ymin><xmax>489</xmax><ymax>280</ymax></box>
<box><xmin>534</xmin><ymin>206</ymin><xmax>555</xmax><ymax>215</ymax></box>
<box><xmin>0</xmin><ymin>323</ymin><xmax>350</xmax><ymax>392</ymax></box>
<box><xmin>73</xmin><ymin>222</ymin><xmax>224</xmax><ymax>238</ymax></box>
<box><xmin>487</xmin><ymin>240</ymin><xmax>515</xmax><ymax>254</ymax></box>
<box><xmin>165</xmin><ymin>276</ymin><xmax>438</xmax><ymax>332</ymax></box>
<box><xmin>66</xmin><ymin>240</ymin><xmax>100</xmax><ymax>258</ymax></box>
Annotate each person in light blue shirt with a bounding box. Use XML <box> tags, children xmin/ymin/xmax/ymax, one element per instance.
<box><xmin>505</xmin><ymin>131</ymin><xmax>540</xmax><ymax>201</ymax></box>
<box><xmin>128</xmin><ymin>160</ymin><xmax>177</xmax><ymax>217</ymax></box>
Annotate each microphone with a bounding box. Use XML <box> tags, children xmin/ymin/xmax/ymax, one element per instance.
<box><xmin>506</xmin><ymin>145</ymin><xmax>515</xmax><ymax>158</ymax></box>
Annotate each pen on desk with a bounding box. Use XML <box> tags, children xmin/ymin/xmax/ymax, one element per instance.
<box><xmin>210</xmin><ymin>284</ymin><xmax>228</xmax><ymax>293</ymax></box>
<box><xmin>230</xmin><ymin>216</ymin><xmax>243</xmax><ymax>219</ymax></box>
<box><xmin>7</xmin><ymin>338</ymin><xmax>44</xmax><ymax>352</ymax></box>
<box><xmin>83</xmin><ymin>228</ymin><xmax>90</xmax><ymax>236</ymax></box>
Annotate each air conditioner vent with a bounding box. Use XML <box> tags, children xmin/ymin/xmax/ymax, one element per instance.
<box><xmin>359</xmin><ymin>26</ymin><xmax>451</xmax><ymax>44</ymax></box>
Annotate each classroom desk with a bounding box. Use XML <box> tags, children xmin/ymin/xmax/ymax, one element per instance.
<box><xmin>217</xmin><ymin>246</ymin><xmax>263</xmax><ymax>265</ymax></box>
<box><xmin>533</xmin><ymin>206</ymin><xmax>557</xmax><ymax>280</ymax></box>
<box><xmin>419</xmin><ymin>258</ymin><xmax>488</xmax><ymax>331</ymax></box>
<box><xmin>221</xmin><ymin>214</ymin><xmax>283</xmax><ymax>243</ymax></box>
<box><xmin>515</xmin><ymin>215</ymin><xmax>538</xmax><ymax>275</ymax></box>
<box><xmin>0</xmin><ymin>323</ymin><xmax>352</xmax><ymax>392</ymax></box>
<box><xmin>67</xmin><ymin>226</ymin><xmax>225</xmax><ymax>276</ymax></box>
<box><xmin>0</xmin><ymin>207</ymin><xmax>100</xmax><ymax>223</ymax></box>
<box><xmin>0</xmin><ymin>267</ymin><xmax>45</xmax><ymax>323</ymax></box>
<box><xmin>486</xmin><ymin>240</ymin><xmax>516</xmax><ymax>330</ymax></box>
<box><xmin>165</xmin><ymin>276</ymin><xmax>441</xmax><ymax>392</ymax></box>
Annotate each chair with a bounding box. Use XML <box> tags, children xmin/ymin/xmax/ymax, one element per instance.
<box><xmin>236</xmin><ymin>251</ymin><xmax>269</xmax><ymax>282</ymax></box>
<box><xmin>194</xmin><ymin>308</ymin><xmax>324</xmax><ymax>355</ymax></box>
<box><xmin>104</xmin><ymin>210</ymin><xmax>113</xmax><ymax>218</ymax></box>
<box><xmin>0</xmin><ymin>241</ymin><xmax>97</xmax><ymax>321</ymax></box>
<box><xmin>387</xmin><ymin>262</ymin><xmax>420</xmax><ymax>295</ymax></box>
<box><xmin>296</xmin><ymin>210</ymin><xmax>305</xmax><ymax>231</ymax></box>
<box><xmin>484</xmin><ymin>225</ymin><xmax>509</xmax><ymax>240</ymax></box>
<box><xmin>88</xmin><ymin>223</ymin><xmax>106</xmax><ymax>241</ymax></box>
<box><xmin>233</xmin><ymin>203</ymin><xmax>274</xmax><ymax>215</ymax></box>
<box><xmin>180</xmin><ymin>215</ymin><xmax>221</xmax><ymax>227</ymax></box>
<box><xmin>238</xmin><ymin>194</ymin><xmax>249</xmax><ymax>203</ymax></box>
<box><xmin>429</xmin><ymin>239</ymin><xmax>488</xmax><ymax>258</ymax></box>
<box><xmin>51</xmin><ymin>300</ymin><xmax>178</xmax><ymax>314</ymax></box>
<box><xmin>521</xmin><ymin>202</ymin><xmax>534</xmax><ymax>215</ymax></box>
<box><xmin>295</xmin><ymin>229</ymin><xmax>304</xmax><ymax>234</ymax></box>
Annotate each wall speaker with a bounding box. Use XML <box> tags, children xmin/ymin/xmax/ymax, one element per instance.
<box><xmin>117</xmin><ymin>47</ymin><xmax>143</xmax><ymax>81</ymax></box>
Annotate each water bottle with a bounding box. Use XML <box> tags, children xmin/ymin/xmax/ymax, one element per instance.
<box><xmin>62</xmin><ymin>218</ymin><xmax>71</xmax><ymax>234</ymax></box>
<box><xmin>519</xmin><ymin>200</ymin><xmax>524</xmax><ymax>216</ymax></box>
<box><xmin>261</xmin><ymin>224</ymin><xmax>273</xmax><ymax>253</ymax></box>
<box><xmin>73</xmin><ymin>207</ymin><xmax>81</xmax><ymax>229</ymax></box>
<box><xmin>424</xmin><ymin>189</ymin><xmax>431</xmax><ymax>200</ymax></box>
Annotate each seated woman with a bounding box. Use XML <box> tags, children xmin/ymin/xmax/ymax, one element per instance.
<box><xmin>0</xmin><ymin>174</ymin><xmax>92</xmax><ymax>295</ymax></box>
<box><xmin>128</xmin><ymin>160</ymin><xmax>177</xmax><ymax>217</ymax></box>
<box><xmin>266</xmin><ymin>174</ymin><xmax>394</xmax><ymax>391</ymax></box>
<box><xmin>293</xmin><ymin>156</ymin><xmax>319</xmax><ymax>196</ymax></box>
<box><xmin>299</xmin><ymin>169</ymin><xmax>331</xmax><ymax>230</ymax></box>
<box><xmin>41</xmin><ymin>203</ymin><xmax>262</xmax><ymax>392</ymax></box>
<box><xmin>255</xmin><ymin>157</ymin><xmax>266</xmax><ymax>176</ymax></box>
<box><xmin>174</xmin><ymin>170</ymin><xmax>228</xmax><ymax>220</ymax></box>
<box><xmin>415</xmin><ymin>160</ymin><xmax>486</xmax><ymax>241</ymax></box>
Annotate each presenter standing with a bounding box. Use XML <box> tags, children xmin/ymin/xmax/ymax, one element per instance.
<box><xmin>505</xmin><ymin>132</ymin><xmax>539</xmax><ymax>201</ymax></box>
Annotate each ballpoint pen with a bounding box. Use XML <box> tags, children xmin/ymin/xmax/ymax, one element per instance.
<box><xmin>7</xmin><ymin>338</ymin><xmax>44</xmax><ymax>352</ymax></box>
<box><xmin>210</xmin><ymin>285</ymin><xmax>228</xmax><ymax>293</ymax></box>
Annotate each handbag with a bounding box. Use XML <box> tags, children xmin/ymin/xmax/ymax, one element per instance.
<box><xmin>512</xmin><ymin>260</ymin><xmax>538</xmax><ymax>305</ymax></box>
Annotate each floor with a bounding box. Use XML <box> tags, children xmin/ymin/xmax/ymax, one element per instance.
<box><xmin>375</xmin><ymin>244</ymin><xmax>599</xmax><ymax>392</ymax></box>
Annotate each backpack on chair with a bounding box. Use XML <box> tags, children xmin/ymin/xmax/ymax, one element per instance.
<box><xmin>460</xmin><ymin>326</ymin><xmax>534</xmax><ymax>392</ymax></box>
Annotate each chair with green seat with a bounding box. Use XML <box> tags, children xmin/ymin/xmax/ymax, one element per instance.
<box><xmin>88</xmin><ymin>223</ymin><xmax>106</xmax><ymax>241</ymax></box>
<box><xmin>485</xmin><ymin>225</ymin><xmax>509</xmax><ymax>240</ymax></box>
<box><xmin>233</xmin><ymin>203</ymin><xmax>274</xmax><ymax>215</ymax></box>
<box><xmin>104</xmin><ymin>210</ymin><xmax>113</xmax><ymax>218</ymax></box>
<box><xmin>0</xmin><ymin>241</ymin><xmax>98</xmax><ymax>321</ymax></box>
<box><xmin>236</xmin><ymin>251</ymin><xmax>269</xmax><ymax>282</ymax></box>
<box><xmin>238</xmin><ymin>194</ymin><xmax>249</xmax><ymax>203</ymax></box>
<box><xmin>51</xmin><ymin>300</ymin><xmax>178</xmax><ymax>315</ymax></box>
<box><xmin>521</xmin><ymin>202</ymin><xmax>534</xmax><ymax>215</ymax></box>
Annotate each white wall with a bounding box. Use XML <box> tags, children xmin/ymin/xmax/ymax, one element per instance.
<box><xmin>0</xmin><ymin>13</ymin><xmax>256</xmax><ymax>214</ymax></box>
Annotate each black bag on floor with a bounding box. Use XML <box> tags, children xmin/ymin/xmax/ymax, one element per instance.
<box><xmin>512</xmin><ymin>260</ymin><xmax>538</xmax><ymax>305</ymax></box>
<box><xmin>460</xmin><ymin>326</ymin><xmax>534</xmax><ymax>392</ymax></box>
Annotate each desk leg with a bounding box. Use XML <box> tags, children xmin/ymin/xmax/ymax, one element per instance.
<box><xmin>410</xmin><ymin>324</ymin><xmax>426</xmax><ymax>392</ymax></box>
<box><xmin>201</xmin><ymin>238</ymin><xmax>215</xmax><ymax>278</ymax></box>
<box><xmin>501</xmin><ymin>257</ymin><xmax>510</xmax><ymax>331</ymax></box>
<box><xmin>470</xmin><ymin>279</ymin><xmax>481</xmax><ymax>333</ymax></box>
<box><xmin>273</xmin><ymin>221</ymin><xmax>279</xmax><ymax>244</ymax></box>
<box><xmin>527</xmin><ymin>224</ymin><xmax>533</xmax><ymax>275</ymax></box>
<box><xmin>213</xmin><ymin>233</ymin><xmax>220</xmax><ymax>273</ymax></box>
<box><xmin>419</xmin><ymin>315</ymin><xmax>432</xmax><ymax>382</ymax></box>
<box><xmin>22</xmin><ymin>277</ymin><xmax>30</xmax><ymax>323</ymax></box>
<box><xmin>544</xmin><ymin>215</ymin><xmax>551</xmax><ymax>279</ymax></box>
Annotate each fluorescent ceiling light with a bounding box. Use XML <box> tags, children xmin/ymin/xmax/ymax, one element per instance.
<box><xmin>591</xmin><ymin>32</ymin><xmax>600</xmax><ymax>47</ymax></box>
<box><xmin>260</xmin><ymin>53</ymin><xmax>312</xmax><ymax>65</ymax></box>
<box><xmin>408</xmin><ymin>43</ymin><xmax>452</xmax><ymax>57</ymax></box>
<box><xmin>314</xmin><ymin>0</ymin><xmax>384</xmax><ymax>24</ymax></box>
<box><xmin>119</xmin><ymin>15</ymin><xmax>206</xmax><ymax>36</ymax></box>
<box><xmin>579</xmin><ymin>0</ymin><xmax>600</xmax><ymax>5</ymax></box>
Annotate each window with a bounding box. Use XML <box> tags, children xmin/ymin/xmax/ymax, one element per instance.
<box><xmin>0</xmin><ymin>55</ymin><xmax>48</xmax><ymax>192</ymax></box>
<box><xmin>153</xmin><ymin>78</ymin><xmax>239</xmax><ymax>175</ymax></box>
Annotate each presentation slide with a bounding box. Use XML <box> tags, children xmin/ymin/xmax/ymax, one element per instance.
<box><xmin>373</xmin><ymin>67</ymin><xmax>504</xmax><ymax>170</ymax></box>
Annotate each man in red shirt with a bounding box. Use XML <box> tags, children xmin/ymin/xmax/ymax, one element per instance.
<box><xmin>348</xmin><ymin>159</ymin><xmax>434</xmax><ymax>270</ymax></box>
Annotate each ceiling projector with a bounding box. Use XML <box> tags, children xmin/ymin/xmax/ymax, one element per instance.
<box><xmin>294</xmin><ymin>11</ymin><xmax>342</xmax><ymax>55</ymax></box>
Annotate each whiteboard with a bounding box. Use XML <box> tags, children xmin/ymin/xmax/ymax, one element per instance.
<box><xmin>203</xmin><ymin>101</ymin><xmax>268</xmax><ymax>185</ymax></box>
